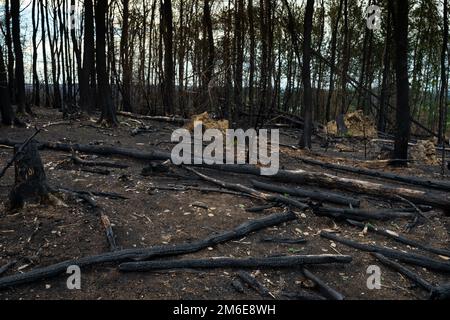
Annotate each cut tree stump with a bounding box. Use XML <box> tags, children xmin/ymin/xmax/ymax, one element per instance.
<box><xmin>7</xmin><ymin>140</ymin><xmax>51</xmax><ymax>210</ymax></box>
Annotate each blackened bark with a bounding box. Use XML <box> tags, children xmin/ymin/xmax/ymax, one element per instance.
<box><xmin>325</xmin><ymin>0</ymin><xmax>344</xmax><ymax>122</ymax></box>
<box><xmin>32</xmin><ymin>0</ymin><xmax>40</xmax><ymax>107</ymax></box>
<box><xmin>80</xmin><ymin>0</ymin><xmax>95</xmax><ymax>112</ymax></box>
<box><xmin>11</xmin><ymin>0</ymin><xmax>26</xmax><ymax>114</ymax></box>
<box><xmin>300</xmin><ymin>0</ymin><xmax>315</xmax><ymax>149</ymax></box>
<box><xmin>120</xmin><ymin>0</ymin><xmax>132</xmax><ymax>112</ymax></box>
<box><xmin>39</xmin><ymin>0</ymin><xmax>50</xmax><ymax>107</ymax></box>
<box><xmin>390</xmin><ymin>0</ymin><xmax>411</xmax><ymax>162</ymax></box>
<box><xmin>161</xmin><ymin>0</ymin><xmax>175</xmax><ymax>114</ymax></box>
<box><xmin>95</xmin><ymin>0</ymin><xmax>118</xmax><ymax>126</ymax></box>
<box><xmin>438</xmin><ymin>0</ymin><xmax>449</xmax><ymax>145</ymax></box>
<box><xmin>0</xmin><ymin>45</ymin><xmax>15</xmax><ymax>125</ymax></box>
<box><xmin>378</xmin><ymin>11</ymin><xmax>392</xmax><ymax>133</ymax></box>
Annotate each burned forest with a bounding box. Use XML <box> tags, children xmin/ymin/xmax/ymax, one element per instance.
<box><xmin>0</xmin><ymin>0</ymin><xmax>450</xmax><ymax>303</ymax></box>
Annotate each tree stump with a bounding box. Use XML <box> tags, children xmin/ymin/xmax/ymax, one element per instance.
<box><xmin>7</xmin><ymin>140</ymin><xmax>50</xmax><ymax>210</ymax></box>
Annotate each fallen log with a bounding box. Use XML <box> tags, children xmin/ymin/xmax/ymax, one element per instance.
<box><xmin>298</xmin><ymin>157</ymin><xmax>450</xmax><ymax>192</ymax></box>
<box><xmin>302</xmin><ymin>268</ymin><xmax>344</xmax><ymax>300</ymax></box>
<box><xmin>62</xmin><ymin>189</ymin><xmax>118</xmax><ymax>251</ymax></box>
<box><xmin>117</xmin><ymin>111</ymin><xmax>187</xmax><ymax>125</ymax></box>
<box><xmin>0</xmin><ymin>211</ymin><xmax>297</xmax><ymax>290</ymax></box>
<box><xmin>430</xmin><ymin>285</ymin><xmax>450</xmax><ymax>300</ymax></box>
<box><xmin>316</xmin><ymin>207</ymin><xmax>416</xmax><ymax>222</ymax></box>
<box><xmin>207</xmin><ymin>164</ymin><xmax>450</xmax><ymax>211</ymax></box>
<box><xmin>55</xmin><ymin>187</ymin><xmax>128</xmax><ymax>200</ymax></box>
<box><xmin>150</xmin><ymin>185</ymin><xmax>258</xmax><ymax>199</ymax></box>
<box><xmin>79</xmin><ymin>167</ymin><xmax>111</xmax><ymax>175</ymax></box>
<box><xmin>231</xmin><ymin>279</ymin><xmax>245</xmax><ymax>293</ymax></box>
<box><xmin>246</xmin><ymin>204</ymin><xmax>277</xmax><ymax>213</ymax></box>
<box><xmin>238</xmin><ymin>271</ymin><xmax>274</xmax><ymax>299</ymax></box>
<box><xmin>119</xmin><ymin>255</ymin><xmax>353</xmax><ymax>272</ymax></box>
<box><xmin>348</xmin><ymin>220</ymin><xmax>450</xmax><ymax>258</ymax></box>
<box><xmin>282</xmin><ymin>291</ymin><xmax>327</xmax><ymax>301</ymax></box>
<box><xmin>71</xmin><ymin>152</ymin><xmax>129</xmax><ymax>169</ymax></box>
<box><xmin>321</xmin><ymin>232</ymin><xmax>450</xmax><ymax>273</ymax></box>
<box><xmin>185</xmin><ymin>167</ymin><xmax>309</xmax><ymax>211</ymax></box>
<box><xmin>2</xmin><ymin>138</ymin><xmax>447</xmax><ymax>210</ymax></box>
<box><xmin>0</xmin><ymin>261</ymin><xmax>17</xmax><ymax>277</ymax></box>
<box><xmin>373</xmin><ymin>253</ymin><xmax>450</xmax><ymax>300</ymax></box>
<box><xmin>251</xmin><ymin>180</ymin><xmax>360</xmax><ymax>207</ymax></box>
<box><xmin>372</xmin><ymin>253</ymin><xmax>434</xmax><ymax>292</ymax></box>
<box><xmin>260</xmin><ymin>237</ymin><xmax>307</xmax><ymax>245</ymax></box>
<box><xmin>0</xmin><ymin>138</ymin><xmax>172</xmax><ymax>163</ymax></box>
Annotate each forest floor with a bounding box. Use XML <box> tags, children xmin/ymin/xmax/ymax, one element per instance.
<box><xmin>0</xmin><ymin>107</ymin><xmax>449</xmax><ymax>300</ymax></box>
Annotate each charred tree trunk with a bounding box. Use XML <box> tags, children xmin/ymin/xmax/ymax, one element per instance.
<box><xmin>390</xmin><ymin>0</ymin><xmax>411</xmax><ymax>162</ymax></box>
<box><xmin>300</xmin><ymin>0</ymin><xmax>314</xmax><ymax>149</ymax></box>
<box><xmin>120</xmin><ymin>0</ymin><xmax>132</xmax><ymax>112</ymax></box>
<box><xmin>40</xmin><ymin>0</ymin><xmax>50</xmax><ymax>107</ymax></box>
<box><xmin>325</xmin><ymin>0</ymin><xmax>343</xmax><ymax>122</ymax></box>
<box><xmin>0</xmin><ymin>45</ymin><xmax>15</xmax><ymax>125</ymax></box>
<box><xmin>31</xmin><ymin>0</ymin><xmax>40</xmax><ymax>107</ymax></box>
<box><xmin>438</xmin><ymin>0</ymin><xmax>449</xmax><ymax>145</ymax></box>
<box><xmin>378</xmin><ymin>11</ymin><xmax>392</xmax><ymax>133</ymax></box>
<box><xmin>11</xmin><ymin>0</ymin><xmax>26</xmax><ymax>114</ymax></box>
<box><xmin>95</xmin><ymin>0</ymin><xmax>118</xmax><ymax>126</ymax></box>
<box><xmin>80</xmin><ymin>0</ymin><xmax>95</xmax><ymax>112</ymax></box>
<box><xmin>4</xmin><ymin>0</ymin><xmax>15</xmax><ymax>105</ymax></box>
<box><xmin>161</xmin><ymin>0</ymin><xmax>175</xmax><ymax>115</ymax></box>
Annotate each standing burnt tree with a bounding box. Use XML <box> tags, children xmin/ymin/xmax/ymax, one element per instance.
<box><xmin>300</xmin><ymin>0</ymin><xmax>315</xmax><ymax>149</ymax></box>
<box><xmin>161</xmin><ymin>0</ymin><xmax>175</xmax><ymax>115</ymax></box>
<box><xmin>10</xmin><ymin>0</ymin><xmax>27</xmax><ymax>114</ymax></box>
<box><xmin>438</xmin><ymin>0</ymin><xmax>448</xmax><ymax>146</ymax></box>
<box><xmin>80</xmin><ymin>0</ymin><xmax>96</xmax><ymax>112</ymax></box>
<box><xmin>390</xmin><ymin>0</ymin><xmax>411</xmax><ymax>162</ymax></box>
<box><xmin>96</xmin><ymin>0</ymin><xmax>118</xmax><ymax>126</ymax></box>
<box><xmin>0</xmin><ymin>45</ymin><xmax>15</xmax><ymax>125</ymax></box>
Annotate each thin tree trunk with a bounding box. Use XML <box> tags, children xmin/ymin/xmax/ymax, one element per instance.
<box><xmin>96</xmin><ymin>0</ymin><xmax>118</xmax><ymax>126</ymax></box>
<box><xmin>390</xmin><ymin>0</ymin><xmax>411</xmax><ymax>162</ymax></box>
<box><xmin>300</xmin><ymin>0</ymin><xmax>315</xmax><ymax>149</ymax></box>
<box><xmin>11</xmin><ymin>0</ymin><xmax>26</xmax><ymax>114</ymax></box>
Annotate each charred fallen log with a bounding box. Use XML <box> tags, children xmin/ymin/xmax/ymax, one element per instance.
<box><xmin>298</xmin><ymin>157</ymin><xmax>450</xmax><ymax>192</ymax></box>
<box><xmin>302</xmin><ymin>268</ymin><xmax>344</xmax><ymax>300</ymax></box>
<box><xmin>1</xmin><ymin>138</ymin><xmax>447</xmax><ymax>210</ymax></box>
<box><xmin>185</xmin><ymin>167</ymin><xmax>309</xmax><ymax>211</ymax></box>
<box><xmin>71</xmin><ymin>152</ymin><xmax>129</xmax><ymax>169</ymax></box>
<box><xmin>373</xmin><ymin>253</ymin><xmax>450</xmax><ymax>300</ymax></box>
<box><xmin>316</xmin><ymin>207</ymin><xmax>416</xmax><ymax>222</ymax></box>
<box><xmin>117</xmin><ymin>111</ymin><xmax>187</xmax><ymax>125</ymax></box>
<box><xmin>372</xmin><ymin>253</ymin><xmax>434</xmax><ymax>292</ymax></box>
<box><xmin>118</xmin><ymin>255</ymin><xmax>353</xmax><ymax>272</ymax></box>
<box><xmin>237</xmin><ymin>271</ymin><xmax>274</xmax><ymax>299</ymax></box>
<box><xmin>251</xmin><ymin>180</ymin><xmax>360</xmax><ymax>207</ymax></box>
<box><xmin>348</xmin><ymin>220</ymin><xmax>450</xmax><ymax>258</ymax></box>
<box><xmin>0</xmin><ymin>211</ymin><xmax>297</xmax><ymax>290</ymax></box>
<box><xmin>321</xmin><ymin>232</ymin><xmax>450</xmax><ymax>273</ymax></box>
<box><xmin>0</xmin><ymin>261</ymin><xmax>16</xmax><ymax>277</ymax></box>
<box><xmin>208</xmin><ymin>164</ymin><xmax>450</xmax><ymax>211</ymax></box>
